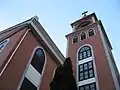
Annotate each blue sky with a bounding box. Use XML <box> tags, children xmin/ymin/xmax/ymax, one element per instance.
<box><xmin>0</xmin><ymin>0</ymin><xmax>120</xmax><ymax>71</ymax></box>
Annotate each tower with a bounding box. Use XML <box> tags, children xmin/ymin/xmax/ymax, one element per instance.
<box><xmin>66</xmin><ymin>13</ymin><xmax>120</xmax><ymax>90</ymax></box>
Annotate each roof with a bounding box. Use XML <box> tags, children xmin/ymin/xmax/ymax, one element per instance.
<box><xmin>71</xmin><ymin>13</ymin><xmax>98</xmax><ymax>27</ymax></box>
<box><xmin>0</xmin><ymin>16</ymin><xmax>65</xmax><ymax>65</ymax></box>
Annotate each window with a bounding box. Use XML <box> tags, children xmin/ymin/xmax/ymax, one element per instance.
<box><xmin>0</xmin><ymin>38</ymin><xmax>9</xmax><ymax>53</ymax></box>
<box><xmin>79</xmin><ymin>82</ymin><xmax>96</xmax><ymax>90</ymax></box>
<box><xmin>88</xmin><ymin>29</ymin><xmax>95</xmax><ymax>37</ymax></box>
<box><xmin>78</xmin><ymin>61</ymin><xmax>94</xmax><ymax>81</ymax></box>
<box><xmin>31</xmin><ymin>48</ymin><xmax>45</xmax><ymax>74</ymax></box>
<box><xmin>20</xmin><ymin>77</ymin><xmax>37</xmax><ymax>90</ymax></box>
<box><xmin>81</xmin><ymin>32</ymin><xmax>86</xmax><ymax>40</ymax></box>
<box><xmin>78</xmin><ymin>46</ymin><xmax>92</xmax><ymax>60</ymax></box>
<box><xmin>73</xmin><ymin>35</ymin><xmax>78</xmax><ymax>43</ymax></box>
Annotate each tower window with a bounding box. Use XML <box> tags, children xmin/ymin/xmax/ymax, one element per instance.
<box><xmin>81</xmin><ymin>32</ymin><xmax>86</xmax><ymax>40</ymax></box>
<box><xmin>73</xmin><ymin>35</ymin><xmax>78</xmax><ymax>44</ymax></box>
<box><xmin>78</xmin><ymin>61</ymin><xmax>95</xmax><ymax>81</ymax></box>
<box><xmin>78</xmin><ymin>46</ymin><xmax>92</xmax><ymax>60</ymax></box>
<box><xmin>31</xmin><ymin>48</ymin><xmax>45</xmax><ymax>74</ymax></box>
<box><xmin>88</xmin><ymin>29</ymin><xmax>95</xmax><ymax>37</ymax></box>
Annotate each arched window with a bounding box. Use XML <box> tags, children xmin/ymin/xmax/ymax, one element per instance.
<box><xmin>31</xmin><ymin>48</ymin><xmax>45</xmax><ymax>74</ymax></box>
<box><xmin>81</xmin><ymin>32</ymin><xmax>86</xmax><ymax>40</ymax></box>
<box><xmin>88</xmin><ymin>29</ymin><xmax>95</xmax><ymax>37</ymax></box>
<box><xmin>20</xmin><ymin>48</ymin><xmax>45</xmax><ymax>90</ymax></box>
<box><xmin>73</xmin><ymin>35</ymin><xmax>78</xmax><ymax>44</ymax></box>
<box><xmin>78</xmin><ymin>46</ymin><xmax>92</xmax><ymax>60</ymax></box>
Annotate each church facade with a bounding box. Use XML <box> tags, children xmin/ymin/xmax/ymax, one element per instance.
<box><xmin>66</xmin><ymin>13</ymin><xmax>120</xmax><ymax>90</ymax></box>
<box><xmin>0</xmin><ymin>16</ymin><xmax>65</xmax><ymax>90</ymax></box>
<box><xmin>0</xmin><ymin>12</ymin><xmax>119</xmax><ymax>90</ymax></box>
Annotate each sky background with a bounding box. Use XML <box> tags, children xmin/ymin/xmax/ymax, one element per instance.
<box><xmin>0</xmin><ymin>0</ymin><xmax>120</xmax><ymax>71</ymax></box>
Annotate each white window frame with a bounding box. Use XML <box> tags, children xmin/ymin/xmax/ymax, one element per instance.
<box><xmin>17</xmin><ymin>46</ymin><xmax>46</xmax><ymax>90</ymax></box>
<box><xmin>76</xmin><ymin>44</ymin><xmax>99</xmax><ymax>90</ymax></box>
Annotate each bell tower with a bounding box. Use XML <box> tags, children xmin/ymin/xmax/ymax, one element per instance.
<box><xmin>66</xmin><ymin>12</ymin><xmax>120</xmax><ymax>90</ymax></box>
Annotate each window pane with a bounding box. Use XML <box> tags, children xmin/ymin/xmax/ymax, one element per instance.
<box><xmin>20</xmin><ymin>77</ymin><xmax>37</xmax><ymax>90</ymax></box>
<box><xmin>83</xmin><ymin>52</ymin><xmax>87</xmax><ymax>59</ymax></box>
<box><xmin>79</xmin><ymin>83</ymin><xmax>96</xmax><ymax>90</ymax></box>
<box><xmin>80</xmin><ymin>76</ymin><xmax>84</xmax><ymax>81</ymax></box>
<box><xmin>80</xmin><ymin>68</ymin><xmax>83</xmax><ymax>72</ymax></box>
<box><xmin>90</xmin><ymin>83</ymin><xmax>96</xmax><ymax>90</ymax></box>
<box><xmin>80</xmin><ymin>73</ymin><xmax>83</xmax><ymax>76</ymax></box>
<box><xmin>89</xmin><ymin>70</ymin><xmax>94</xmax><ymax>77</ymax></box>
<box><xmin>79</xmin><ymin>72</ymin><xmax>84</xmax><ymax>81</ymax></box>
<box><xmin>88</xmin><ymin>61</ymin><xmax>92</xmax><ymax>65</ymax></box>
<box><xmin>88</xmin><ymin>62</ymin><xmax>93</xmax><ymax>69</ymax></box>
<box><xmin>80</xmin><ymin>65</ymin><xmax>83</xmax><ymax>72</ymax></box>
<box><xmin>89</xmin><ymin>69</ymin><xmax>93</xmax><ymax>74</ymax></box>
<box><xmin>80</xmin><ymin>53</ymin><xmax>83</xmax><ymax>60</ymax></box>
<box><xmin>85</xmin><ymin>85</ymin><xmax>89</xmax><ymax>90</ymax></box>
<box><xmin>84</xmin><ymin>63</ymin><xmax>88</xmax><ymax>70</ymax></box>
<box><xmin>80</xmin><ymin>65</ymin><xmax>83</xmax><ymax>69</ymax></box>
<box><xmin>87</xmin><ymin>50</ymin><xmax>91</xmax><ymax>57</ymax></box>
<box><xmin>84</xmin><ymin>71</ymin><xmax>88</xmax><ymax>79</ymax></box>
<box><xmin>79</xmin><ymin>86</ymin><xmax>84</xmax><ymax>90</ymax></box>
<box><xmin>31</xmin><ymin>48</ymin><xmax>45</xmax><ymax>74</ymax></box>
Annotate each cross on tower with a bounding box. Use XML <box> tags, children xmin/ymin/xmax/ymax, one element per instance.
<box><xmin>82</xmin><ymin>11</ymin><xmax>88</xmax><ymax>17</ymax></box>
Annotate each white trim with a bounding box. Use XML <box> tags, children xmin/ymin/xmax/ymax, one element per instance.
<box><xmin>31</xmin><ymin>22</ymin><xmax>63</xmax><ymax>65</ymax></box>
<box><xmin>73</xmin><ymin>25</ymin><xmax>76</xmax><ymax>32</ymax></box>
<box><xmin>92</xmin><ymin>17</ymin><xmax>96</xmax><ymax>23</ymax></box>
<box><xmin>0</xmin><ymin>38</ymin><xmax>9</xmax><ymax>53</ymax></box>
<box><xmin>17</xmin><ymin>46</ymin><xmax>47</xmax><ymax>90</ymax></box>
<box><xmin>66</xmin><ymin>37</ymin><xmax>69</xmax><ymax>57</ymax></box>
<box><xmin>76</xmin><ymin>44</ymin><xmax>99</xmax><ymax>90</ymax></box>
<box><xmin>78</xmin><ymin>57</ymin><xmax>92</xmax><ymax>65</ymax></box>
<box><xmin>98</xmin><ymin>24</ymin><xmax>120</xmax><ymax>90</ymax></box>
<box><xmin>25</xmin><ymin>64</ymin><xmax>41</xmax><ymax>87</ymax></box>
<box><xmin>79</xmin><ymin>77</ymin><xmax>96</xmax><ymax>86</ymax></box>
<box><xmin>52</xmin><ymin>68</ymin><xmax>57</xmax><ymax>79</ymax></box>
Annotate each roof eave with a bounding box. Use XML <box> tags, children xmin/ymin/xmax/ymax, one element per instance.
<box><xmin>29</xmin><ymin>18</ymin><xmax>65</xmax><ymax>65</ymax></box>
<box><xmin>0</xmin><ymin>16</ymin><xmax>65</xmax><ymax>65</ymax></box>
